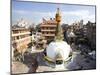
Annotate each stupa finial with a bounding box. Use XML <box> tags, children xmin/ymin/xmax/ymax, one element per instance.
<box><xmin>55</xmin><ymin>8</ymin><xmax>63</xmax><ymax>41</ymax></box>
<box><xmin>57</xmin><ymin>8</ymin><xmax>60</xmax><ymax>13</ymax></box>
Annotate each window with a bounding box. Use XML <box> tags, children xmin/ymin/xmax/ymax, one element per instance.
<box><xmin>16</xmin><ymin>36</ymin><xmax>19</xmax><ymax>39</ymax></box>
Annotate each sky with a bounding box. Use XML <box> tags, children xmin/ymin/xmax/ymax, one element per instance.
<box><xmin>12</xmin><ymin>0</ymin><xmax>96</xmax><ymax>25</ymax></box>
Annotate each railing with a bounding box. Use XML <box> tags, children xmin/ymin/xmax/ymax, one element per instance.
<box><xmin>41</xmin><ymin>25</ymin><xmax>56</xmax><ymax>27</ymax></box>
<box><xmin>43</xmin><ymin>34</ymin><xmax>55</xmax><ymax>36</ymax></box>
<box><xmin>12</xmin><ymin>32</ymin><xmax>31</xmax><ymax>37</ymax></box>
<box><xmin>41</xmin><ymin>29</ymin><xmax>56</xmax><ymax>32</ymax></box>
<box><xmin>12</xmin><ymin>36</ymin><xmax>32</xmax><ymax>44</ymax></box>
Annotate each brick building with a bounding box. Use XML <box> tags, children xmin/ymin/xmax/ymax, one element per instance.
<box><xmin>83</xmin><ymin>21</ymin><xmax>96</xmax><ymax>49</ymax></box>
<box><xmin>12</xmin><ymin>27</ymin><xmax>31</xmax><ymax>54</ymax></box>
<box><xmin>40</xmin><ymin>18</ymin><xmax>57</xmax><ymax>41</ymax></box>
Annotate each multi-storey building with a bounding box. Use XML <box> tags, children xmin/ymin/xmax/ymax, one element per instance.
<box><xmin>40</xmin><ymin>18</ymin><xmax>57</xmax><ymax>41</ymax></box>
<box><xmin>12</xmin><ymin>27</ymin><xmax>31</xmax><ymax>54</ymax></box>
<box><xmin>84</xmin><ymin>21</ymin><xmax>96</xmax><ymax>49</ymax></box>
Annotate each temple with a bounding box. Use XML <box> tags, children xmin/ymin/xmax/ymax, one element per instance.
<box><xmin>44</xmin><ymin>8</ymin><xmax>72</xmax><ymax>69</ymax></box>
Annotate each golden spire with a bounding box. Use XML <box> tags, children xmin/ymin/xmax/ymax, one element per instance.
<box><xmin>55</xmin><ymin>8</ymin><xmax>61</xmax><ymax>23</ymax></box>
<box><xmin>55</xmin><ymin>8</ymin><xmax>63</xmax><ymax>41</ymax></box>
<box><xmin>57</xmin><ymin>8</ymin><xmax>60</xmax><ymax>14</ymax></box>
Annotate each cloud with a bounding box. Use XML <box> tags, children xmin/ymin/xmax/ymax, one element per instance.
<box><xmin>61</xmin><ymin>10</ymin><xmax>95</xmax><ymax>24</ymax></box>
<box><xmin>13</xmin><ymin>10</ymin><xmax>55</xmax><ymax>19</ymax></box>
<box><xmin>12</xmin><ymin>9</ymin><xmax>95</xmax><ymax>25</ymax></box>
<box><xmin>13</xmin><ymin>10</ymin><xmax>31</xmax><ymax>14</ymax></box>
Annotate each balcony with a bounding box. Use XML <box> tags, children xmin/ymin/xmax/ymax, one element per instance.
<box><xmin>43</xmin><ymin>34</ymin><xmax>55</xmax><ymax>36</ymax></box>
<box><xmin>12</xmin><ymin>36</ymin><xmax>31</xmax><ymax>44</ymax></box>
<box><xmin>41</xmin><ymin>25</ymin><xmax>56</xmax><ymax>27</ymax></box>
<box><xmin>12</xmin><ymin>32</ymin><xmax>31</xmax><ymax>37</ymax></box>
<box><xmin>41</xmin><ymin>29</ymin><xmax>56</xmax><ymax>32</ymax></box>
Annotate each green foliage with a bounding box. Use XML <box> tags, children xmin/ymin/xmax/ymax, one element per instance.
<box><xmin>35</xmin><ymin>24</ymin><xmax>41</xmax><ymax>32</ymax></box>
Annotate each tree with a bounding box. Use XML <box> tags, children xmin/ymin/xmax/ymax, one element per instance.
<box><xmin>28</xmin><ymin>23</ymin><xmax>36</xmax><ymax>33</ymax></box>
<box><xmin>35</xmin><ymin>24</ymin><xmax>41</xmax><ymax>32</ymax></box>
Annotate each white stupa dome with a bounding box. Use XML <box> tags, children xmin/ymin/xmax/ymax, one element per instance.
<box><xmin>46</xmin><ymin>41</ymin><xmax>72</xmax><ymax>62</ymax></box>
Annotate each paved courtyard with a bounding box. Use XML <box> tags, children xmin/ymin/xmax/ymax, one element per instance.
<box><xmin>12</xmin><ymin>44</ymin><xmax>96</xmax><ymax>74</ymax></box>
